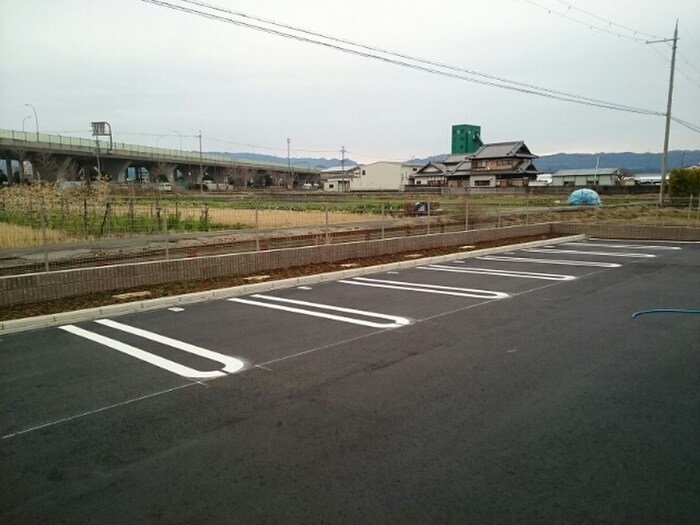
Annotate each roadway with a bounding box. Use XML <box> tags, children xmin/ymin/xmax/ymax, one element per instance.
<box><xmin>1</xmin><ymin>239</ymin><xmax>698</xmax><ymax>523</ymax></box>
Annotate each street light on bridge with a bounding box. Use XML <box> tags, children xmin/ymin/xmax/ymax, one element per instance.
<box><xmin>173</xmin><ymin>130</ymin><xmax>183</xmax><ymax>151</ymax></box>
<box><xmin>22</xmin><ymin>115</ymin><xmax>32</xmax><ymax>132</ymax></box>
<box><xmin>24</xmin><ymin>103</ymin><xmax>39</xmax><ymax>141</ymax></box>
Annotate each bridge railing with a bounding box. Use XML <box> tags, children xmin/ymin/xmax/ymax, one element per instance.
<box><xmin>0</xmin><ymin>128</ymin><xmax>316</xmax><ymax>171</ymax></box>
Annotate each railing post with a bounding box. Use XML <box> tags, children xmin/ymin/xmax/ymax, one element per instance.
<box><xmin>255</xmin><ymin>203</ymin><xmax>260</xmax><ymax>251</ymax></box>
<box><xmin>381</xmin><ymin>202</ymin><xmax>385</xmax><ymax>240</ymax></box>
<box><xmin>325</xmin><ymin>206</ymin><xmax>330</xmax><ymax>244</ymax></box>
<box><xmin>41</xmin><ymin>206</ymin><xmax>49</xmax><ymax>273</ymax></box>
<box><xmin>688</xmin><ymin>194</ymin><xmax>693</xmax><ymax>223</ymax></box>
<box><xmin>525</xmin><ymin>199</ymin><xmax>529</xmax><ymax>225</ymax></box>
<box><xmin>164</xmin><ymin>209</ymin><xmax>170</xmax><ymax>261</ymax></box>
<box><xmin>427</xmin><ymin>202</ymin><xmax>431</xmax><ymax>235</ymax></box>
<box><xmin>465</xmin><ymin>200</ymin><xmax>469</xmax><ymax>231</ymax></box>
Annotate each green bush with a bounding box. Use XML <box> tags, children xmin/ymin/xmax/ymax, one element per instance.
<box><xmin>669</xmin><ymin>168</ymin><xmax>700</xmax><ymax>197</ymax></box>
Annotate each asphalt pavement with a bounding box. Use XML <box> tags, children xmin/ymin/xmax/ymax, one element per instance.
<box><xmin>1</xmin><ymin>238</ymin><xmax>698</xmax><ymax>523</ymax></box>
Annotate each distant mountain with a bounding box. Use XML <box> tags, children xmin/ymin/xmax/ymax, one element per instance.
<box><xmin>213</xmin><ymin>150</ymin><xmax>700</xmax><ymax>173</ymax></box>
<box><xmin>215</xmin><ymin>152</ymin><xmax>358</xmax><ymax>170</ymax></box>
<box><xmin>535</xmin><ymin>150</ymin><xmax>700</xmax><ymax>174</ymax></box>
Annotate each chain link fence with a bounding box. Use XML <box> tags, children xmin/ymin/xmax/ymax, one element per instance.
<box><xmin>1</xmin><ymin>183</ymin><xmax>699</xmax><ymax>276</ymax></box>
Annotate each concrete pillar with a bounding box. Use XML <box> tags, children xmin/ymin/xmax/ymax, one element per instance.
<box><xmin>101</xmin><ymin>158</ymin><xmax>132</xmax><ymax>183</ymax></box>
<box><xmin>4</xmin><ymin>158</ymin><xmax>11</xmax><ymax>185</ymax></box>
<box><xmin>56</xmin><ymin>156</ymin><xmax>75</xmax><ymax>181</ymax></box>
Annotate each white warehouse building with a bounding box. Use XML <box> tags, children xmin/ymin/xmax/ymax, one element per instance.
<box><xmin>351</xmin><ymin>161</ymin><xmax>421</xmax><ymax>191</ymax></box>
<box><xmin>322</xmin><ymin>161</ymin><xmax>421</xmax><ymax>192</ymax></box>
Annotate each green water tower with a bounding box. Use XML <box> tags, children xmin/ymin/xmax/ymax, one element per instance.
<box><xmin>451</xmin><ymin>124</ymin><xmax>482</xmax><ymax>154</ymax></box>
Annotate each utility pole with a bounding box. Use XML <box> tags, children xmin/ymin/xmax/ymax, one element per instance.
<box><xmin>287</xmin><ymin>137</ymin><xmax>291</xmax><ymax>187</ymax></box>
<box><xmin>341</xmin><ymin>145</ymin><xmax>346</xmax><ymax>192</ymax></box>
<box><xmin>198</xmin><ymin>130</ymin><xmax>203</xmax><ymax>194</ymax></box>
<box><xmin>594</xmin><ymin>156</ymin><xmax>599</xmax><ymax>187</ymax></box>
<box><xmin>647</xmin><ymin>20</ymin><xmax>678</xmax><ymax>206</ymax></box>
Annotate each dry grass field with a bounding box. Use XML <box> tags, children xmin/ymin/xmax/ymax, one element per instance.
<box><xmin>0</xmin><ymin>207</ymin><xmax>387</xmax><ymax>249</ymax></box>
<box><xmin>110</xmin><ymin>204</ymin><xmax>387</xmax><ymax>229</ymax></box>
<box><xmin>0</xmin><ymin>223</ymin><xmax>71</xmax><ymax>249</ymax></box>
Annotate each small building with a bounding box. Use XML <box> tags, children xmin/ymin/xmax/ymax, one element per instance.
<box><xmin>466</xmin><ymin>141</ymin><xmax>539</xmax><ymax>187</ymax></box>
<box><xmin>350</xmin><ymin>161</ymin><xmax>421</xmax><ymax>191</ymax></box>
<box><xmin>551</xmin><ymin>168</ymin><xmax>627</xmax><ymax>187</ymax></box>
<box><xmin>409</xmin><ymin>161</ymin><xmax>449</xmax><ymax>187</ymax></box>
<box><xmin>321</xmin><ymin>165</ymin><xmax>360</xmax><ymax>192</ymax></box>
<box><xmin>632</xmin><ymin>173</ymin><xmax>661</xmax><ymax>185</ymax></box>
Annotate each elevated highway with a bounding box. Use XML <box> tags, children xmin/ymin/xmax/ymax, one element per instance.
<box><xmin>0</xmin><ymin>129</ymin><xmax>320</xmax><ymax>186</ymax></box>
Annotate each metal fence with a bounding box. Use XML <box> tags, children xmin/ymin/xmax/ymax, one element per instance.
<box><xmin>0</xmin><ymin>128</ymin><xmax>298</xmax><ymax>171</ymax></box>
<box><xmin>1</xmin><ymin>186</ymin><xmax>698</xmax><ymax>277</ymax></box>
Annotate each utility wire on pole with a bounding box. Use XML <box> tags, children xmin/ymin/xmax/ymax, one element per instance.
<box><xmin>647</xmin><ymin>20</ymin><xmax>679</xmax><ymax>206</ymax></box>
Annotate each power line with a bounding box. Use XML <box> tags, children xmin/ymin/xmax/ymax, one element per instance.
<box><xmin>526</xmin><ymin>0</ymin><xmax>700</xmax><ymax>89</ymax></box>
<box><xmin>524</xmin><ymin>0</ymin><xmax>653</xmax><ymax>43</ymax></box>
<box><xmin>205</xmin><ymin>136</ymin><xmax>339</xmax><ymax>154</ymax></box>
<box><xmin>138</xmin><ymin>0</ymin><xmax>700</xmax><ymax>135</ymax></box>
<box><xmin>140</xmin><ymin>0</ymin><xmax>665</xmax><ymax>117</ymax></box>
<box><xmin>649</xmin><ymin>45</ymin><xmax>700</xmax><ymax>90</ymax></box>
<box><xmin>671</xmin><ymin>117</ymin><xmax>700</xmax><ymax>134</ymax></box>
<box><xmin>677</xmin><ymin>50</ymin><xmax>700</xmax><ymax>76</ymax></box>
<box><xmin>554</xmin><ymin>0</ymin><xmax>661</xmax><ymax>39</ymax></box>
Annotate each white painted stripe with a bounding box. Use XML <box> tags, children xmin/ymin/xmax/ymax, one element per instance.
<box><xmin>229</xmin><ymin>295</ymin><xmax>410</xmax><ymax>328</ymax></box>
<box><xmin>590</xmin><ymin>238</ymin><xmax>699</xmax><ymax>244</ymax></box>
<box><xmin>94</xmin><ymin>319</ymin><xmax>245</xmax><ymax>374</ymax></box>
<box><xmin>523</xmin><ymin>248</ymin><xmax>656</xmax><ymax>258</ymax></box>
<box><xmin>341</xmin><ymin>277</ymin><xmax>509</xmax><ymax>299</ymax></box>
<box><xmin>420</xmin><ymin>265</ymin><xmax>576</xmax><ymax>281</ymax></box>
<box><xmin>561</xmin><ymin>242</ymin><xmax>680</xmax><ymax>250</ymax></box>
<box><xmin>297</xmin><ymin>286</ymin><xmax>312</xmax><ymax>290</ymax></box>
<box><xmin>476</xmin><ymin>255</ymin><xmax>622</xmax><ymax>268</ymax></box>
<box><xmin>59</xmin><ymin>325</ymin><xmax>230</xmax><ymax>379</ymax></box>
<box><xmin>168</xmin><ymin>307</ymin><xmax>185</xmax><ymax>312</ymax></box>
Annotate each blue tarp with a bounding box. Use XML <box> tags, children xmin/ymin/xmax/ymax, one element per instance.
<box><xmin>567</xmin><ymin>188</ymin><xmax>602</xmax><ymax>206</ymax></box>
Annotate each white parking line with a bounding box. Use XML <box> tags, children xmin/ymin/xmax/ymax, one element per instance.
<box><xmin>523</xmin><ymin>248</ymin><xmax>656</xmax><ymax>258</ymax></box>
<box><xmin>59</xmin><ymin>321</ymin><xmax>245</xmax><ymax>379</ymax></box>
<box><xmin>340</xmin><ymin>277</ymin><xmax>510</xmax><ymax>299</ymax></box>
<box><xmin>419</xmin><ymin>264</ymin><xmax>576</xmax><ymax>281</ymax></box>
<box><xmin>229</xmin><ymin>294</ymin><xmax>410</xmax><ymax>328</ymax></box>
<box><xmin>476</xmin><ymin>255</ymin><xmax>622</xmax><ymax>268</ymax></box>
<box><xmin>561</xmin><ymin>242</ymin><xmax>681</xmax><ymax>250</ymax></box>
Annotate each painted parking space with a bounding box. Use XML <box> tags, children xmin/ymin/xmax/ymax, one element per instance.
<box><xmin>1</xmin><ymin>238</ymin><xmax>688</xmax><ymax>441</ymax></box>
<box><xmin>2</xmin><ymin>240</ymin><xmax>697</xmax><ymax>525</ymax></box>
<box><xmin>44</xmin><ymin>237</ymin><xmax>688</xmax><ymax>383</ymax></box>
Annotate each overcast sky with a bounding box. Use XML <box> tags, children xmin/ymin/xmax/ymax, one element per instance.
<box><xmin>2</xmin><ymin>0</ymin><xmax>699</xmax><ymax>163</ymax></box>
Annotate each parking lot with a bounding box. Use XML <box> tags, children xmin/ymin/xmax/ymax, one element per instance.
<box><xmin>1</xmin><ymin>238</ymin><xmax>698</xmax><ymax>523</ymax></box>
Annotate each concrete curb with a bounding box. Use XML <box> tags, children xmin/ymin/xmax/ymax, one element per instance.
<box><xmin>0</xmin><ymin>234</ymin><xmax>585</xmax><ymax>335</ymax></box>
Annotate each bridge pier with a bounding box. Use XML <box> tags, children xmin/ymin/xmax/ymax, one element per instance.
<box><xmin>57</xmin><ymin>156</ymin><xmax>77</xmax><ymax>181</ymax></box>
<box><xmin>101</xmin><ymin>158</ymin><xmax>132</xmax><ymax>182</ymax></box>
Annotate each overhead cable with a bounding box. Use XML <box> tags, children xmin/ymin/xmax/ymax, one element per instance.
<box><xmin>140</xmin><ymin>0</ymin><xmax>664</xmax><ymax>117</ymax></box>
<box><xmin>555</xmin><ymin>0</ymin><xmax>662</xmax><ymax>40</ymax></box>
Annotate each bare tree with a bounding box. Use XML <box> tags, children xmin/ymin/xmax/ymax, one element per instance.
<box><xmin>149</xmin><ymin>162</ymin><xmax>176</xmax><ymax>183</ymax></box>
<box><xmin>11</xmin><ymin>147</ymin><xmax>28</xmax><ymax>184</ymax></box>
<box><xmin>31</xmin><ymin>152</ymin><xmax>59</xmax><ymax>182</ymax></box>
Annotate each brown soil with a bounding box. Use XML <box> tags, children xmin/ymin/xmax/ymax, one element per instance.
<box><xmin>3</xmin><ymin>234</ymin><xmax>558</xmax><ymax>321</ymax></box>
